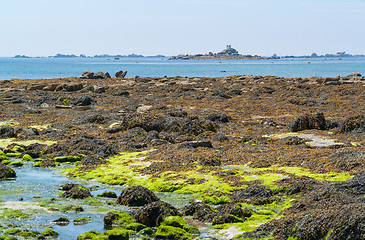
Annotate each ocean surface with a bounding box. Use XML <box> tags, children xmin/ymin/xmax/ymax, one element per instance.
<box><xmin>1</xmin><ymin>57</ymin><xmax>365</xmax><ymax>80</ymax></box>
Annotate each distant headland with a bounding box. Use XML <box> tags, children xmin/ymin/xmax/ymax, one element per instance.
<box><xmin>169</xmin><ymin>45</ymin><xmax>270</xmax><ymax>60</ymax></box>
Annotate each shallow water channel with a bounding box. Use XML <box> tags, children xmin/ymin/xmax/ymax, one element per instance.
<box><xmin>0</xmin><ymin>162</ymin><xmax>211</xmax><ymax>239</ymax></box>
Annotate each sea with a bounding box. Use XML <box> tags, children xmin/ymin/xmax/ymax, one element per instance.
<box><xmin>1</xmin><ymin>57</ymin><xmax>365</xmax><ymax>80</ymax></box>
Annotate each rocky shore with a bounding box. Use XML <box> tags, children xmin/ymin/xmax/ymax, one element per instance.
<box><xmin>1</xmin><ymin>73</ymin><xmax>365</xmax><ymax>239</ymax></box>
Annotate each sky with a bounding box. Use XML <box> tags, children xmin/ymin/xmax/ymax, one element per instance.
<box><xmin>1</xmin><ymin>0</ymin><xmax>365</xmax><ymax>57</ymax></box>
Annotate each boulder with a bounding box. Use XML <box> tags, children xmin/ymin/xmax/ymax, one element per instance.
<box><xmin>289</xmin><ymin>113</ymin><xmax>327</xmax><ymax>132</ymax></box>
<box><xmin>27</xmin><ymin>83</ymin><xmax>48</xmax><ymax>91</ymax></box>
<box><xmin>93</xmin><ymin>72</ymin><xmax>108</xmax><ymax>79</ymax></box>
<box><xmin>347</xmin><ymin>72</ymin><xmax>362</xmax><ymax>77</ymax></box>
<box><xmin>0</xmin><ymin>125</ymin><xmax>16</xmax><ymax>138</ymax></box>
<box><xmin>178</xmin><ymin>140</ymin><xmax>213</xmax><ymax>149</ymax></box>
<box><xmin>105</xmin><ymin>72</ymin><xmax>111</xmax><ymax>78</ymax></box>
<box><xmin>134</xmin><ymin>201</ymin><xmax>181</xmax><ymax>227</ymax></box>
<box><xmin>61</xmin><ymin>186</ymin><xmax>92</xmax><ymax>199</ymax></box>
<box><xmin>73</xmin><ymin>96</ymin><xmax>94</xmax><ymax>106</ymax></box>
<box><xmin>207</xmin><ymin>113</ymin><xmax>231</xmax><ymax>123</ymax></box>
<box><xmin>43</xmin><ymin>83</ymin><xmax>60</xmax><ymax>91</ymax></box>
<box><xmin>115</xmin><ymin>70</ymin><xmax>127</xmax><ymax>78</ymax></box>
<box><xmin>341</xmin><ymin>115</ymin><xmax>365</xmax><ymax>133</ymax></box>
<box><xmin>116</xmin><ymin>186</ymin><xmax>160</xmax><ymax>206</ymax></box>
<box><xmin>0</xmin><ymin>164</ymin><xmax>16</xmax><ymax>180</ymax></box>
<box><xmin>81</xmin><ymin>72</ymin><xmax>94</xmax><ymax>79</ymax></box>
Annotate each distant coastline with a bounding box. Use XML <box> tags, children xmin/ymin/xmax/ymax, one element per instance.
<box><xmin>12</xmin><ymin>47</ymin><xmax>365</xmax><ymax>60</ymax></box>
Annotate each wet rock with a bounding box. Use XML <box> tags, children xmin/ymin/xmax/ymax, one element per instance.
<box><xmin>98</xmin><ymin>191</ymin><xmax>118</xmax><ymax>198</ymax></box>
<box><xmin>232</xmin><ymin>184</ymin><xmax>274</xmax><ymax>205</ymax></box>
<box><xmin>281</xmin><ymin>136</ymin><xmax>305</xmax><ymax>145</ymax></box>
<box><xmin>115</xmin><ymin>70</ymin><xmax>127</xmax><ymax>78</ymax></box>
<box><xmin>0</xmin><ymin>164</ymin><xmax>16</xmax><ymax>179</ymax></box>
<box><xmin>93</xmin><ymin>72</ymin><xmax>109</xmax><ymax>79</ymax></box>
<box><xmin>334</xmin><ymin>173</ymin><xmax>365</xmax><ymax>196</ymax></box>
<box><xmin>289</xmin><ymin>113</ymin><xmax>327</xmax><ymax>132</ymax></box>
<box><xmin>103</xmin><ymin>211</ymin><xmax>133</xmax><ymax>227</ymax></box>
<box><xmin>207</xmin><ymin>113</ymin><xmax>231</xmax><ymax>123</ymax></box>
<box><xmin>134</xmin><ymin>200</ymin><xmax>181</xmax><ymax>227</ymax></box>
<box><xmin>178</xmin><ymin>140</ymin><xmax>213</xmax><ymax>149</ymax></box>
<box><xmin>52</xmin><ymin>217</ymin><xmax>70</xmax><ymax>226</ymax></box>
<box><xmin>347</xmin><ymin>72</ymin><xmax>362</xmax><ymax>77</ymax></box>
<box><xmin>55</xmin><ymin>83</ymin><xmax>83</xmax><ymax>92</ymax></box>
<box><xmin>212</xmin><ymin>133</ymin><xmax>228</xmax><ymax>142</ymax></box>
<box><xmin>341</xmin><ymin>115</ymin><xmax>365</xmax><ymax>133</ymax></box>
<box><xmin>43</xmin><ymin>83</ymin><xmax>60</xmax><ymax>91</ymax></box>
<box><xmin>60</xmin><ymin>183</ymin><xmax>82</xmax><ymax>191</ymax></box>
<box><xmin>116</xmin><ymin>186</ymin><xmax>160</xmax><ymax>206</ymax></box>
<box><xmin>73</xmin><ymin>96</ymin><xmax>94</xmax><ymax>106</ymax></box>
<box><xmin>0</xmin><ymin>125</ymin><xmax>16</xmax><ymax>138</ymax></box>
<box><xmin>276</xmin><ymin>176</ymin><xmax>322</xmax><ymax>194</ymax></box>
<box><xmin>81</xmin><ymin>72</ymin><xmax>94</xmax><ymax>79</ymax></box>
<box><xmin>183</xmin><ymin>202</ymin><xmax>216</xmax><ymax>222</ymax></box>
<box><xmin>61</xmin><ymin>186</ymin><xmax>92</xmax><ymax>199</ymax></box>
<box><xmin>15</xmin><ymin>127</ymin><xmax>39</xmax><ymax>139</ymax></box>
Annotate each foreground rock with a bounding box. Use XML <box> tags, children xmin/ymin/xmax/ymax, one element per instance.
<box><xmin>289</xmin><ymin>113</ymin><xmax>326</xmax><ymax>132</ymax></box>
<box><xmin>116</xmin><ymin>186</ymin><xmax>160</xmax><ymax>206</ymax></box>
<box><xmin>134</xmin><ymin>201</ymin><xmax>181</xmax><ymax>227</ymax></box>
<box><xmin>0</xmin><ymin>164</ymin><xmax>16</xmax><ymax>179</ymax></box>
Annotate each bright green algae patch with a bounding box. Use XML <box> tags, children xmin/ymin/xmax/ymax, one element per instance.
<box><xmin>64</xmin><ymin>151</ymin><xmax>352</xmax><ymax>238</ymax></box>
<box><xmin>65</xmin><ymin>152</ymin><xmax>245</xmax><ymax>197</ymax></box>
<box><xmin>0</xmin><ymin>138</ymin><xmax>57</xmax><ymax>148</ymax></box>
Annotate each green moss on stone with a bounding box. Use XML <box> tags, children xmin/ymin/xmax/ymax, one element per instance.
<box><xmin>155</xmin><ymin>225</ymin><xmax>192</xmax><ymax>240</ymax></box>
<box><xmin>103</xmin><ymin>228</ymin><xmax>129</xmax><ymax>240</ymax></box>
<box><xmin>0</xmin><ymin>235</ymin><xmax>17</xmax><ymax>240</ymax></box>
<box><xmin>4</xmin><ymin>229</ymin><xmax>21</xmax><ymax>235</ymax></box>
<box><xmin>41</xmin><ymin>228</ymin><xmax>59</xmax><ymax>237</ymax></box>
<box><xmin>12</xmin><ymin>146</ymin><xmax>25</xmax><ymax>153</ymax></box>
<box><xmin>1</xmin><ymin>160</ymin><xmax>11</xmax><ymax>165</ymax></box>
<box><xmin>77</xmin><ymin>230</ymin><xmax>106</xmax><ymax>240</ymax></box>
<box><xmin>9</xmin><ymin>161</ymin><xmax>23</xmax><ymax>167</ymax></box>
<box><xmin>22</xmin><ymin>154</ymin><xmax>33</xmax><ymax>162</ymax></box>
<box><xmin>74</xmin><ymin>216</ymin><xmax>92</xmax><ymax>225</ymax></box>
<box><xmin>18</xmin><ymin>230</ymin><xmax>40</xmax><ymax>238</ymax></box>
<box><xmin>1</xmin><ymin>209</ymin><xmax>30</xmax><ymax>220</ymax></box>
<box><xmin>126</xmin><ymin>222</ymin><xmax>147</xmax><ymax>232</ymax></box>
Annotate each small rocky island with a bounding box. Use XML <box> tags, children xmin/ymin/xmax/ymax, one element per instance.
<box><xmin>170</xmin><ymin>45</ymin><xmax>270</xmax><ymax>60</ymax></box>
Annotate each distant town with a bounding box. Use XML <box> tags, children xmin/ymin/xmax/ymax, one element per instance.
<box><xmin>13</xmin><ymin>46</ymin><xmax>365</xmax><ymax>59</ymax></box>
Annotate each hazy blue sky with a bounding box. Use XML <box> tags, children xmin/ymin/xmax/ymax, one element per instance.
<box><xmin>1</xmin><ymin>0</ymin><xmax>364</xmax><ymax>56</ymax></box>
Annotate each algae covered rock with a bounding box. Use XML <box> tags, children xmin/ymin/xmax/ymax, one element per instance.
<box><xmin>77</xmin><ymin>230</ymin><xmax>105</xmax><ymax>240</ymax></box>
<box><xmin>155</xmin><ymin>225</ymin><xmax>192</xmax><ymax>240</ymax></box>
<box><xmin>134</xmin><ymin>200</ymin><xmax>181</xmax><ymax>227</ymax></box>
<box><xmin>60</xmin><ymin>184</ymin><xmax>92</xmax><ymax>199</ymax></box>
<box><xmin>103</xmin><ymin>210</ymin><xmax>134</xmax><ymax>227</ymax></box>
<box><xmin>116</xmin><ymin>186</ymin><xmax>160</xmax><ymax>206</ymax></box>
<box><xmin>41</xmin><ymin>228</ymin><xmax>59</xmax><ymax>237</ymax></box>
<box><xmin>103</xmin><ymin>228</ymin><xmax>129</xmax><ymax>240</ymax></box>
<box><xmin>289</xmin><ymin>113</ymin><xmax>327</xmax><ymax>132</ymax></box>
<box><xmin>98</xmin><ymin>191</ymin><xmax>118</xmax><ymax>198</ymax></box>
<box><xmin>0</xmin><ymin>164</ymin><xmax>16</xmax><ymax>180</ymax></box>
<box><xmin>341</xmin><ymin>114</ymin><xmax>365</xmax><ymax>133</ymax></box>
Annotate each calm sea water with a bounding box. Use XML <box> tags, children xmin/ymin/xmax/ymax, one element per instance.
<box><xmin>0</xmin><ymin>57</ymin><xmax>365</xmax><ymax>80</ymax></box>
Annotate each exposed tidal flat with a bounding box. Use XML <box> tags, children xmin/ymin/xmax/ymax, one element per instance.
<box><xmin>0</xmin><ymin>73</ymin><xmax>365</xmax><ymax>239</ymax></box>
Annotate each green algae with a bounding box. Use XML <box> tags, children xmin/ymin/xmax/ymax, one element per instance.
<box><xmin>155</xmin><ymin>225</ymin><xmax>192</xmax><ymax>240</ymax></box>
<box><xmin>21</xmin><ymin>154</ymin><xmax>33</xmax><ymax>162</ymax></box>
<box><xmin>103</xmin><ymin>228</ymin><xmax>129</xmax><ymax>240</ymax></box>
<box><xmin>73</xmin><ymin>216</ymin><xmax>92</xmax><ymax>225</ymax></box>
<box><xmin>126</xmin><ymin>222</ymin><xmax>147</xmax><ymax>232</ymax></box>
<box><xmin>0</xmin><ymin>139</ymin><xmax>57</xmax><ymax>149</ymax></box>
<box><xmin>0</xmin><ymin>209</ymin><xmax>29</xmax><ymax>220</ymax></box>
<box><xmin>41</xmin><ymin>228</ymin><xmax>59</xmax><ymax>237</ymax></box>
